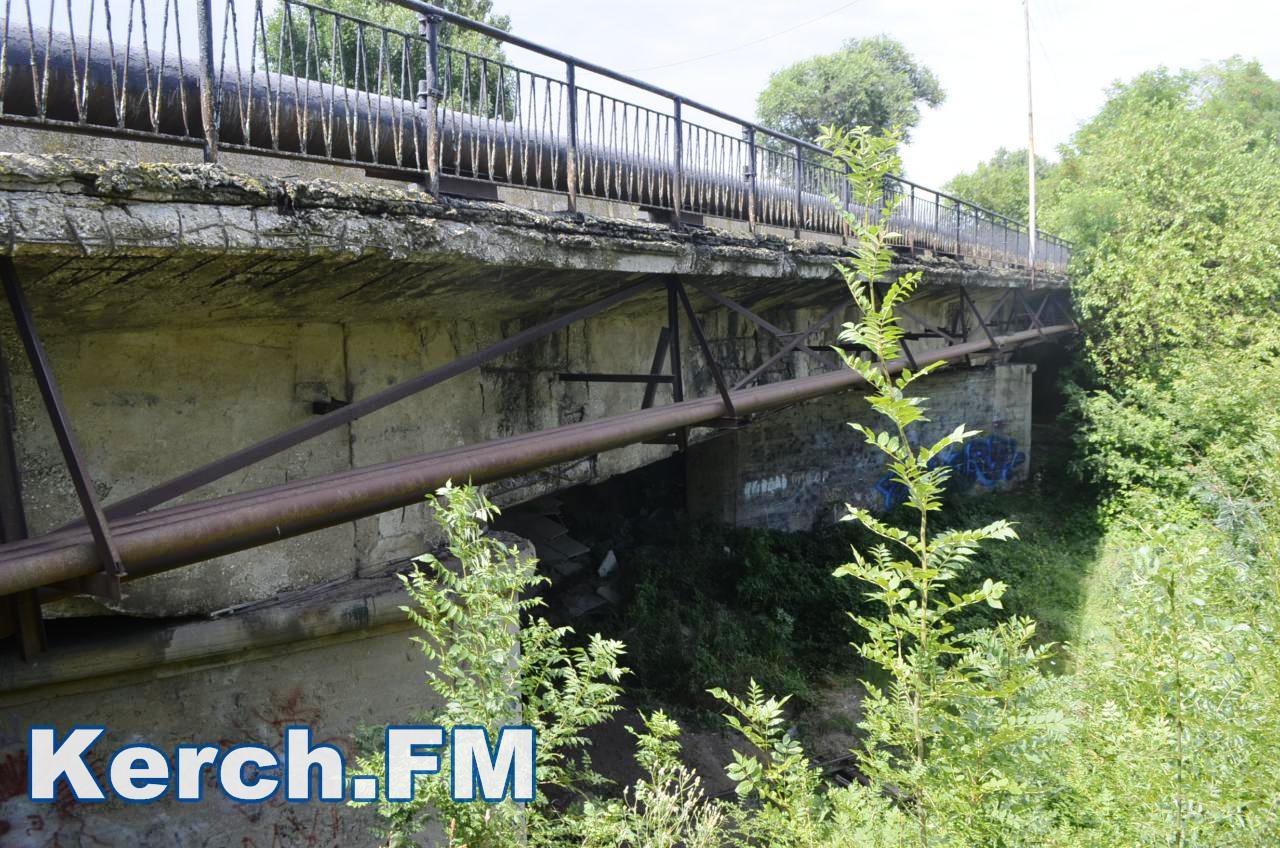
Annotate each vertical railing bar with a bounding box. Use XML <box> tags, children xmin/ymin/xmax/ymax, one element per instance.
<box><xmin>793</xmin><ymin>141</ymin><xmax>803</xmax><ymax>238</ymax></box>
<box><xmin>840</xmin><ymin>161</ymin><xmax>852</xmax><ymax>244</ymax></box>
<box><xmin>196</xmin><ymin>0</ymin><xmax>219</xmax><ymax>162</ymax></box>
<box><xmin>417</xmin><ymin>11</ymin><xmax>441</xmax><ymax>195</ymax></box>
<box><xmin>742</xmin><ymin>127</ymin><xmax>756</xmax><ymax>233</ymax></box>
<box><xmin>563</xmin><ymin>61</ymin><xmax>577</xmax><ymax>210</ymax></box>
<box><xmin>671</xmin><ymin>96</ymin><xmax>683</xmax><ymax>228</ymax></box>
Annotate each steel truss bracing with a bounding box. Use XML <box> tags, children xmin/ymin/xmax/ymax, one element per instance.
<box><xmin>0</xmin><ymin>261</ymin><xmax>1075</xmax><ymax>658</ymax></box>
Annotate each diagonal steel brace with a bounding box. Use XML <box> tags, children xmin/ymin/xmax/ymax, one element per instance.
<box><xmin>1</xmin><ymin>258</ymin><xmax>123</xmax><ymax>600</ymax></box>
<box><xmin>673</xmin><ymin>279</ymin><xmax>737</xmax><ymax>421</ymax></box>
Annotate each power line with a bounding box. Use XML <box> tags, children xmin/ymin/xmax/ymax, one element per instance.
<box><xmin>626</xmin><ymin>0</ymin><xmax>865</xmax><ymax>73</ymax></box>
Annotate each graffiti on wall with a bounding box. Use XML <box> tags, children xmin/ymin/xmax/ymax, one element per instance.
<box><xmin>874</xmin><ymin>435</ymin><xmax>1025</xmax><ymax>512</ymax></box>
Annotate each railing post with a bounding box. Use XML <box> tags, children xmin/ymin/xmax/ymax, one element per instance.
<box><xmin>417</xmin><ymin>13</ymin><xmax>443</xmax><ymax>197</ymax></box>
<box><xmin>907</xmin><ymin>184</ymin><xmax>915</xmax><ymax>249</ymax></box>
<box><xmin>955</xmin><ymin>204</ymin><xmax>962</xmax><ymax>256</ymax></box>
<box><xmin>933</xmin><ymin>193</ymin><xmax>940</xmax><ymax>251</ymax></box>
<box><xmin>565</xmin><ymin>61</ymin><xmax>578</xmax><ymax>214</ymax></box>
<box><xmin>793</xmin><ymin>141</ymin><xmax>803</xmax><ymax>239</ymax></box>
<box><xmin>671</xmin><ymin>97</ymin><xmax>684</xmax><ymax>229</ymax></box>
<box><xmin>195</xmin><ymin>0</ymin><xmax>219</xmax><ymax>163</ymax></box>
<box><xmin>840</xmin><ymin>161</ymin><xmax>852</xmax><ymax>244</ymax></box>
<box><xmin>743</xmin><ymin>126</ymin><xmax>758</xmax><ymax>234</ymax></box>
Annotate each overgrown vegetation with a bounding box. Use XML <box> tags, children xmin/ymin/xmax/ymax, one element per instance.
<box><xmin>360</xmin><ymin>55</ymin><xmax>1280</xmax><ymax>847</ymax></box>
<box><xmin>357</xmin><ymin>124</ymin><xmax>1056</xmax><ymax>848</ymax></box>
<box><xmin>578</xmin><ymin>508</ymin><xmax>870</xmax><ymax>710</ymax></box>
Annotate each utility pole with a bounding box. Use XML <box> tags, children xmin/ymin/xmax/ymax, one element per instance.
<box><xmin>1023</xmin><ymin>0</ymin><xmax>1037</xmax><ymax>279</ymax></box>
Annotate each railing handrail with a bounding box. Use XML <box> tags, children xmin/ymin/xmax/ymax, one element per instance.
<box><xmin>0</xmin><ymin>0</ymin><xmax>1072</xmax><ymax>265</ymax></box>
<box><xmin>387</xmin><ymin>0</ymin><xmax>1070</xmax><ymax>249</ymax></box>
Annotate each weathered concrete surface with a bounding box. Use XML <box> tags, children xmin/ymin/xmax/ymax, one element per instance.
<box><xmin>0</xmin><ymin>151</ymin><xmax>1061</xmax><ymax>618</ymax></box>
<box><xmin>0</xmin><ymin>562</ymin><xmax>443</xmax><ymax>847</ymax></box>
<box><xmin>687</xmin><ymin>363</ymin><xmax>1036</xmax><ymax>531</ymax></box>
<box><xmin>0</xmin><ymin>153</ymin><xmax>1063</xmax><ymax>332</ymax></box>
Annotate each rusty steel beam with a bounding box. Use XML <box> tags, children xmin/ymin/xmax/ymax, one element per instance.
<box><xmin>558</xmin><ymin>373</ymin><xmax>673</xmax><ymax>384</ymax></box>
<box><xmin>0</xmin><ymin>323</ymin><xmax>1074</xmax><ymax>599</ymax></box>
<box><xmin>0</xmin><ymin>332</ymin><xmax>46</xmax><ymax>657</ymax></box>
<box><xmin>641</xmin><ymin>327</ymin><xmax>672</xmax><ymax>410</ymax></box>
<box><xmin>673</xmin><ymin>279</ymin><xmax>737</xmax><ymax>419</ymax></box>
<box><xmin>1</xmin><ymin>258</ymin><xmax>124</xmax><ymax>596</ymax></box>
<box><xmin>731</xmin><ymin>301</ymin><xmax>848</xmax><ymax>391</ymax></box>
<box><xmin>687</xmin><ymin>281</ymin><xmax>831</xmax><ymax>370</ymax></box>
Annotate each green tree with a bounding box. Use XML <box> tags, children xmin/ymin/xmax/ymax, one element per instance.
<box><xmin>756</xmin><ymin>36</ymin><xmax>944</xmax><ymax>144</ymax></box>
<box><xmin>265</xmin><ymin>0</ymin><xmax>513</xmax><ymax>113</ymax></box>
<box><xmin>817</xmin><ymin>124</ymin><xmax>1056</xmax><ymax>848</ymax></box>
<box><xmin>943</xmin><ymin>147</ymin><xmax>1056</xmax><ymax>222</ymax></box>
<box><xmin>1197</xmin><ymin>58</ymin><xmax>1280</xmax><ymax>149</ymax></box>
<box><xmin>1046</xmin><ymin>64</ymin><xmax>1280</xmax><ymax>387</ymax></box>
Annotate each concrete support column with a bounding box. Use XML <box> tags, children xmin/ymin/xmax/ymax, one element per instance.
<box><xmin>686</xmin><ymin>364</ymin><xmax>1039</xmax><ymax>532</ymax></box>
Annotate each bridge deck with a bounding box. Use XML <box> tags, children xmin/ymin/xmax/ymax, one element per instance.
<box><xmin>0</xmin><ymin>153</ymin><xmax>1064</xmax><ymax>332</ymax></box>
<box><xmin>0</xmin><ymin>0</ymin><xmax>1070</xmax><ymax>276</ymax></box>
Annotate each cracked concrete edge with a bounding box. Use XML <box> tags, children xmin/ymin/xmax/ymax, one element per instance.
<box><xmin>0</xmin><ymin>152</ymin><xmax>1066</xmax><ymax>288</ymax></box>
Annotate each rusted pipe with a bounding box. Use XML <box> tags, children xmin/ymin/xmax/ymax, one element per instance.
<box><xmin>0</xmin><ymin>324</ymin><xmax>1073</xmax><ymax>599</ymax></box>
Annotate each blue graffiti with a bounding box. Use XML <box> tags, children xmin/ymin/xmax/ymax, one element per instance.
<box><xmin>874</xmin><ymin>435</ymin><xmax>1026</xmax><ymax>512</ymax></box>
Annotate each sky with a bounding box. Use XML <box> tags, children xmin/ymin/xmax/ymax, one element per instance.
<box><xmin>490</xmin><ymin>0</ymin><xmax>1280</xmax><ymax>188</ymax></box>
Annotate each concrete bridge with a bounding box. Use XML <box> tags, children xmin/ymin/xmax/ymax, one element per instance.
<box><xmin>0</xmin><ymin>3</ymin><xmax>1074</xmax><ymax>844</ymax></box>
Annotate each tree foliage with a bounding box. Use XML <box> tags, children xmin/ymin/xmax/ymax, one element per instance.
<box><xmin>819</xmin><ymin>124</ymin><xmax>1055</xmax><ymax>848</ymax></box>
<box><xmin>1047</xmin><ymin>63</ymin><xmax>1280</xmax><ymax>386</ymax></box>
<box><xmin>943</xmin><ymin>147</ymin><xmax>1056</xmax><ymax>222</ymax></box>
<box><xmin>1025</xmin><ymin>57</ymin><xmax>1280</xmax><ymax>848</ymax></box>
<box><xmin>265</xmin><ymin>0</ymin><xmax>513</xmax><ymax>110</ymax></box>
<box><xmin>756</xmin><ymin>36</ymin><xmax>943</xmax><ymax>143</ymax></box>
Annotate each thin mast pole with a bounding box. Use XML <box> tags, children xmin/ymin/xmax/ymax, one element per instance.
<box><xmin>1023</xmin><ymin>0</ymin><xmax>1037</xmax><ymax>279</ymax></box>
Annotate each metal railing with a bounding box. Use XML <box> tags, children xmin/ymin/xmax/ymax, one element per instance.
<box><xmin>0</xmin><ymin>0</ymin><xmax>1070</xmax><ymax>272</ymax></box>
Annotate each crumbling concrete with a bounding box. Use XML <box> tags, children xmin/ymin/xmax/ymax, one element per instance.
<box><xmin>0</xmin><ymin>151</ymin><xmax>1061</xmax><ymax>618</ymax></box>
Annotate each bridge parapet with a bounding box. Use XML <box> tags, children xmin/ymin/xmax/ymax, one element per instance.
<box><xmin>0</xmin><ymin>0</ymin><xmax>1071</xmax><ymax>273</ymax></box>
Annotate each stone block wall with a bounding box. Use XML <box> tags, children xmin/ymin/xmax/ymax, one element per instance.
<box><xmin>687</xmin><ymin>363</ymin><xmax>1036</xmax><ymax>531</ymax></box>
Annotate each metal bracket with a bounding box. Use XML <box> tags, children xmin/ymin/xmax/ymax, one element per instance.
<box><xmin>641</xmin><ymin>327</ymin><xmax>672</xmax><ymax>410</ymax></box>
<box><xmin>665</xmin><ymin>279</ymin><xmax>687</xmax><ymax>450</ymax></box>
<box><xmin>896</xmin><ymin>302</ymin><xmax>960</xmax><ymax>344</ymax></box>
<box><xmin>558</xmin><ymin>373</ymin><xmax>673</xmax><ymax>385</ymax></box>
<box><xmin>672</xmin><ymin>279</ymin><xmax>737</xmax><ymax>422</ymax></box>
<box><xmin>437</xmin><ymin>176</ymin><xmax>501</xmax><ymax>200</ymax></box>
<box><xmin>959</xmin><ymin>285</ymin><xmax>1000</xmax><ymax>352</ymax></box>
<box><xmin>1</xmin><ymin>258</ymin><xmax>124</xmax><ymax>601</ymax></box>
<box><xmin>1014</xmin><ymin>289</ymin><xmax>1046</xmax><ymax>339</ymax></box>
<box><xmin>0</xmin><ymin>331</ymin><xmax>45</xmax><ymax>658</ymax></box>
<box><xmin>688</xmin><ymin>280</ymin><xmax>833</xmax><ymax>370</ymax></box>
<box><xmin>732</xmin><ymin>300</ymin><xmax>847</xmax><ymax>391</ymax></box>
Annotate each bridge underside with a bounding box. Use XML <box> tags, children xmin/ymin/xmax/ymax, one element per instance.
<box><xmin>0</xmin><ymin>151</ymin><xmax>1071</xmax><ymax>642</ymax></box>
